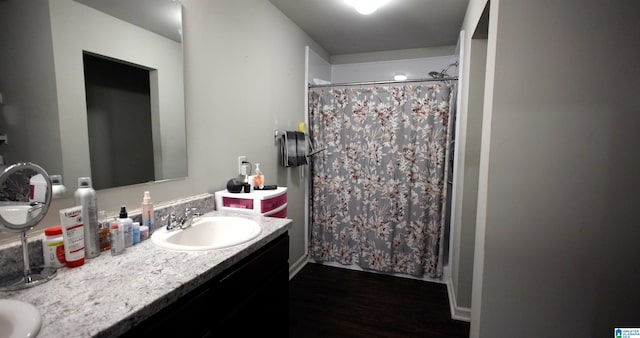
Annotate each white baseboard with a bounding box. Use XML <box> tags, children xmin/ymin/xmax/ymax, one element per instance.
<box><xmin>289</xmin><ymin>254</ymin><xmax>309</xmax><ymax>280</ymax></box>
<box><xmin>313</xmin><ymin>260</ymin><xmax>447</xmax><ymax>284</ymax></box>
<box><xmin>446</xmin><ymin>277</ymin><xmax>471</xmax><ymax>322</ymax></box>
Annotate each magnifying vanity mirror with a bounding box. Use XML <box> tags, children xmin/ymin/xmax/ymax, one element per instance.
<box><xmin>0</xmin><ymin>163</ymin><xmax>56</xmax><ymax>291</ymax></box>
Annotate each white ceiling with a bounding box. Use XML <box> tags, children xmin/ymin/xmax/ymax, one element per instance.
<box><xmin>268</xmin><ymin>0</ymin><xmax>469</xmax><ymax>55</ymax></box>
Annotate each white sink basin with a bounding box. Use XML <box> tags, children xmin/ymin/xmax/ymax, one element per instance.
<box><xmin>151</xmin><ymin>216</ymin><xmax>262</xmax><ymax>251</ymax></box>
<box><xmin>0</xmin><ymin>299</ymin><xmax>42</xmax><ymax>338</ymax></box>
<box><xmin>0</xmin><ymin>206</ymin><xmax>31</xmax><ymax>225</ymax></box>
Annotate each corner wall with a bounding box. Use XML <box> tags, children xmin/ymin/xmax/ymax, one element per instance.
<box><xmin>464</xmin><ymin>0</ymin><xmax>640</xmax><ymax>336</ymax></box>
<box><xmin>0</xmin><ymin>1</ymin><xmax>62</xmax><ymax>174</ymax></box>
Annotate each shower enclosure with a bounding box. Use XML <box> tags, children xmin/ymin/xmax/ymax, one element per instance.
<box><xmin>307</xmin><ymin>77</ymin><xmax>457</xmax><ymax>279</ymax></box>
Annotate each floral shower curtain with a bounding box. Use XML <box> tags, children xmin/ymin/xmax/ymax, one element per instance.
<box><xmin>308</xmin><ymin>82</ymin><xmax>455</xmax><ymax>279</ymax></box>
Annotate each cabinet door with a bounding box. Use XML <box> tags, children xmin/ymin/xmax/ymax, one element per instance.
<box><xmin>123</xmin><ymin>285</ymin><xmax>214</xmax><ymax>338</ymax></box>
<box><xmin>211</xmin><ymin>234</ymin><xmax>289</xmax><ymax>336</ymax></box>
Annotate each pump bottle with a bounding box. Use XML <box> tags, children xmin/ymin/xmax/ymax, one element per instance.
<box><xmin>254</xmin><ymin>163</ymin><xmax>264</xmax><ymax>189</ymax></box>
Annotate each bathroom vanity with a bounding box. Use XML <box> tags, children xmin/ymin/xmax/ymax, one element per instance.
<box><xmin>122</xmin><ymin>232</ymin><xmax>289</xmax><ymax>337</ymax></box>
<box><xmin>0</xmin><ymin>210</ymin><xmax>292</xmax><ymax>337</ymax></box>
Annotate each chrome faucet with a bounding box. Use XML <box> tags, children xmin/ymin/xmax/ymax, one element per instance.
<box><xmin>27</xmin><ymin>203</ymin><xmax>44</xmax><ymax>221</ymax></box>
<box><xmin>164</xmin><ymin>207</ymin><xmax>202</xmax><ymax>231</ymax></box>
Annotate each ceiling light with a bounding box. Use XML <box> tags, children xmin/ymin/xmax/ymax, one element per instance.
<box><xmin>345</xmin><ymin>0</ymin><xmax>390</xmax><ymax>15</ymax></box>
<box><xmin>394</xmin><ymin>74</ymin><xmax>407</xmax><ymax>81</ymax></box>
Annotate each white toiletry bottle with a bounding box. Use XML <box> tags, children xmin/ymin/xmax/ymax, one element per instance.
<box><xmin>118</xmin><ymin>206</ymin><xmax>134</xmax><ymax>248</ymax></box>
<box><xmin>29</xmin><ymin>174</ymin><xmax>47</xmax><ymax>203</ymax></box>
<box><xmin>140</xmin><ymin>225</ymin><xmax>149</xmax><ymax>241</ymax></box>
<box><xmin>141</xmin><ymin>191</ymin><xmax>155</xmax><ymax>233</ymax></box>
<box><xmin>75</xmin><ymin>177</ymin><xmax>100</xmax><ymax>258</ymax></box>
<box><xmin>50</xmin><ymin>174</ymin><xmax>67</xmax><ymax>198</ymax></box>
<box><xmin>42</xmin><ymin>225</ymin><xmax>66</xmax><ymax>268</ymax></box>
<box><xmin>110</xmin><ymin>222</ymin><xmax>125</xmax><ymax>256</ymax></box>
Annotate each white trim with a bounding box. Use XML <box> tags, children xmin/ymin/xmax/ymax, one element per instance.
<box><xmin>289</xmin><ymin>254</ymin><xmax>309</xmax><ymax>280</ymax></box>
<box><xmin>447</xmin><ymin>29</ymin><xmax>465</xmax><ymax>280</ymax></box>
<box><xmin>303</xmin><ymin>46</ymin><xmax>310</xmax><ymax>261</ymax></box>
<box><xmin>446</xmin><ymin>277</ymin><xmax>472</xmax><ymax>322</ymax></box>
<box><xmin>311</xmin><ymin>260</ymin><xmax>446</xmax><ymax>284</ymax></box>
<box><xmin>471</xmin><ymin>2</ymin><xmax>499</xmax><ymax>336</ymax></box>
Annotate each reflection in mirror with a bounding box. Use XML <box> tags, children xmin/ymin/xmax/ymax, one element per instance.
<box><xmin>83</xmin><ymin>52</ymin><xmax>156</xmax><ymax>190</ymax></box>
<box><xmin>0</xmin><ymin>163</ymin><xmax>51</xmax><ymax>232</ymax></box>
<box><xmin>0</xmin><ymin>162</ymin><xmax>56</xmax><ymax>291</ymax></box>
<box><xmin>0</xmin><ymin>0</ymin><xmax>187</xmax><ymax>196</ymax></box>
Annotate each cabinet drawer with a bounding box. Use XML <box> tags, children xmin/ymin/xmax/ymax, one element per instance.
<box><xmin>261</xmin><ymin>193</ymin><xmax>287</xmax><ymax>213</ymax></box>
<box><xmin>267</xmin><ymin>207</ymin><xmax>287</xmax><ymax>218</ymax></box>
<box><xmin>222</xmin><ymin>196</ymin><xmax>253</xmax><ymax>209</ymax></box>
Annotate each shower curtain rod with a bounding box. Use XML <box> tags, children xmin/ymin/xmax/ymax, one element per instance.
<box><xmin>308</xmin><ymin>77</ymin><xmax>458</xmax><ymax>89</ymax></box>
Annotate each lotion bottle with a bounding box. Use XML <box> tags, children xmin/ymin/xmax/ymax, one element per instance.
<box><xmin>75</xmin><ymin>177</ymin><xmax>100</xmax><ymax>258</ymax></box>
<box><xmin>141</xmin><ymin>191</ymin><xmax>155</xmax><ymax>233</ymax></box>
<box><xmin>59</xmin><ymin>206</ymin><xmax>85</xmax><ymax>268</ymax></box>
<box><xmin>118</xmin><ymin>206</ymin><xmax>134</xmax><ymax>248</ymax></box>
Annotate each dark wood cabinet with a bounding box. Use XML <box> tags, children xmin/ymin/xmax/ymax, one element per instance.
<box><xmin>121</xmin><ymin>233</ymin><xmax>289</xmax><ymax>337</ymax></box>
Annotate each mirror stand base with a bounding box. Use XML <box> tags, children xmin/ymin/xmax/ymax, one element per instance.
<box><xmin>0</xmin><ymin>266</ymin><xmax>57</xmax><ymax>291</ymax></box>
<box><xmin>0</xmin><ymin>231</ymin><xmax>56</xmax><ymax>291</ymax></box>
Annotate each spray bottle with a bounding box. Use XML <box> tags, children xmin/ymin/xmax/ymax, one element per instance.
<box><xmin>141</xmin><ymin>191</ymin><xmax>155</xmax><ymax>233</ymax></box>
<box><xmin>118</xmin><ymin>206</ymin><xmax>134</xmax><ymax>248</ymax></box>
<box><xmin>75</xmin><ymin>177</ymin><xmax>99</xmax><ymax>258</ymax></box>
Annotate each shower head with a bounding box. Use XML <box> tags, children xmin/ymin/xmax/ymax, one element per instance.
<box><xmin>428</xmin><ymin>61</ymin><xmax>459</xmax><ymax>79</ymax></box>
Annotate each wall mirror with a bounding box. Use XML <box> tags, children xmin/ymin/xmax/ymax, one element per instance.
<box><xmin>0</xmin><ymin>0</ymin><xmax>187</xmax><ymax>196</ymax></box>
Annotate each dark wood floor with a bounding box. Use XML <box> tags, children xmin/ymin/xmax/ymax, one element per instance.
<box><xmin>289</xmin><ymin>262</ymin><xmax>470</xmax><ymax>338</ymax></box>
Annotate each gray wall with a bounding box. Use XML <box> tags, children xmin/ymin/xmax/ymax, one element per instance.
<box><xmin>0</xmin><ymin>1</ymin><xmax>62</xmax><ymax>174</ymax></box>
<box><xmin>179</xmin><ymin>0</ymin><xmax>327</xmax><ymax>269</ymax></box>
<box><xmin>462</xmin><ymin>0</ymin><xmax>640</xmax><ymax>336</ymax></box>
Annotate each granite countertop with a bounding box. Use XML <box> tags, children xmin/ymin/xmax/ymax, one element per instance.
<box><xmin>0</xmin><ymin>210</ymin><xmax>292</xmax><ymax>338</ymax></box>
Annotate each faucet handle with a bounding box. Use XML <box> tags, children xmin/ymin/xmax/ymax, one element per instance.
<box><xmin>184</xmin><ymin>207</ymin><xmax>200</xmax><ymax>217</ymax></box>
<box><xmin>162</xmin><ymin>212</ymin><xmax>180</xmax><ymax>230</ymax></box>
